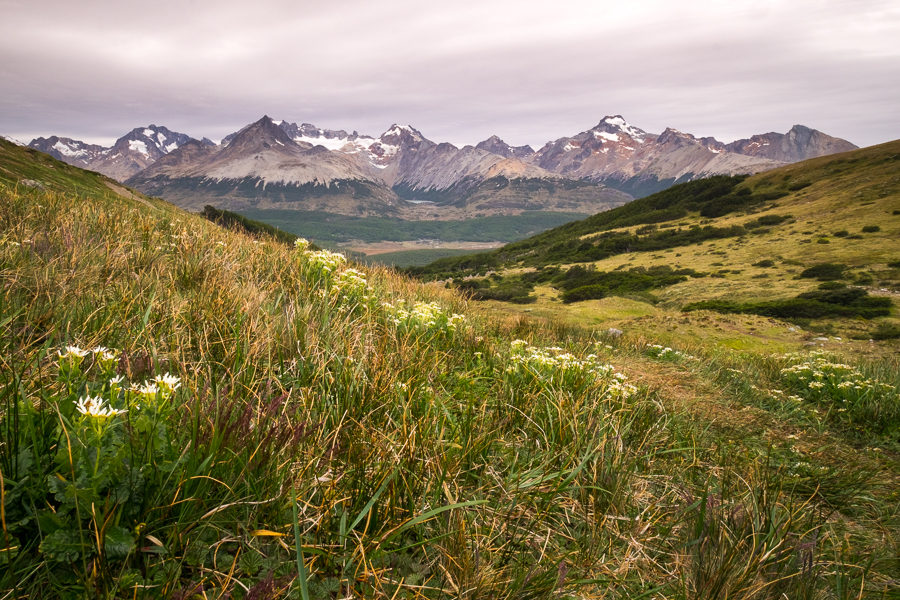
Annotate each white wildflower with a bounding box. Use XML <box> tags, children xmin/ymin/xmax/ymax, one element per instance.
<box><xmin>75</xmin><ymin>395</ymin><xmax>125</xmax><ymax>418</ymax></box>
<box><xmin>58</xmin><ymin>345</ymin><xmax>89</xmax><ymax>359</ymax></box>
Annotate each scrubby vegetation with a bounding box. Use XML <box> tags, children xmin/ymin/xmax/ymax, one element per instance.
<box><xmin>800</xmin><ymin>263</ymin><xmax>848</xmax><ymax>281</ymax></box>
<box><xmin>684</xmin><ymin>283</ymin><xmax>892</xmax><ymax>321</ymax></box>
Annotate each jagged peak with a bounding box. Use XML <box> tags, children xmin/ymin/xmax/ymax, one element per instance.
<box><xmin>593</xmin><ymin>115</ymin><xmax>647</xmax><ymax>141</ymax></box>
<box><xmin>789</xmin><ymin>124</ymin><xmax>813</xmax><ymax>134</ymax></box>
<box><xmin>381</xmin><ymin>124</ymin><xmax>425</xmax><ymax>140</ymax></box>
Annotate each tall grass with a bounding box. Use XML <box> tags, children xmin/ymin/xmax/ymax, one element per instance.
<box><xmin>1</xmin><ymin>179</ymin><xmax>897</xmax><ymax>598</ymax></box>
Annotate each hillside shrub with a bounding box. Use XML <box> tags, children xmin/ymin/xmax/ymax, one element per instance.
<box><xmin>561</xmin><ymin>284</ymin><xmax>607</xmax><ymax>303</ymax></box>
<box><xmin>684</xmin><ymin>284</ymin><xmax>891</xmax><ymax>321</ymax></box>
<box><xmin>869</xmin><ymin>322</ymin><xmax>900</xmax><ymax>340</ymax></box>
<box><xmin>861</xmin><ymin>225</ymin><xmax>880</xmax><ymax>233</ymax></box>
<box><xmin>555</xmin><ymin>264</ymin><xmax>702</xmax><ymax>303</ymax></box>
<box><xmin>753</xmin><ymin>259</ymin><xmax>776</xmax><ymax>268</ymax></box>
<box><xmin>799</xmin><ymin>263</ymin><xmax>846</xmax><ymax>280</ymax></box>
<box><xmin>787</xmin><ymin>181</ymin><xmax>812</xmax><ymax>191</ymax></box>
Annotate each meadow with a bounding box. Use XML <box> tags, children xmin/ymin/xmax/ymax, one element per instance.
<box><xmin>0</xmin><ymin>139</ymin><xmax>898</xmax><ymax>598</ymax></box>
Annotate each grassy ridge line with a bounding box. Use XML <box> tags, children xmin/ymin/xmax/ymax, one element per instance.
<box><xmin>1</xmin><ymin>141</ymin><xmax>897</xmax><ymax>597</ymax></box>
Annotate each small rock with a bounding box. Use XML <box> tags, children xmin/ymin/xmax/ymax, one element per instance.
<box><xmin>607</xmin><ymin>328</ymin><xmax>624</xmax><ymax>338</ymax></box>
<box><xmin>812</xmin><ymin>337</ymin><xmax>829</xmax><ymax>342</ymax></box>
<box><xmin>20</xmin><ymin>179</ymin><xmax>45</xmax><ymax>190</ymax></box>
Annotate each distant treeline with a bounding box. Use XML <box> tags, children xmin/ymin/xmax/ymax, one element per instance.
<box><xmin>199</xmin><ymin>205</ymin><xmax>298</xmax><ymax>245</ymax></box>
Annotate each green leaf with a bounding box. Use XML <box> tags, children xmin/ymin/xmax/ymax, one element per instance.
<box><xmin>40</xmin><ymin>529</ymin><xmax>88</xmax><ymax>562</ymax></box>
<box><xmin>239</xmin><ymin>550</ymin><xmax>263</xmax><ymax>577</ymax></box>
<box><xmin>104</xmin><ymin>525</ymin><xmax>136</xmax><ymax>559</ymax></box>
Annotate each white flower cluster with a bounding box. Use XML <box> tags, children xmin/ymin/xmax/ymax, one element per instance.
<box><xmin>645</xmin><ymin>344</ymin><xmax>695</xmax><ymax>361</ymax></box>
<box><xmin>383</xmin><ymin>300</ymin><xmax>466</xmax><ymax>334</ymax></box>
<box><xmin>57</xmin><ymin>345</ymin><xmax>182</xmax><ymax>418</ymax></box>
<box><xmin>293</xmin><ymin>238</ymin><xmax>376</xmax><ymax>310</ymax></box>
<box><xmin>331</xmin><ymin>268</ymin><xmax>376</xmax><ymax>306</ymax></box>
<box><xmin>294</xmin><ymin>238</ymin><xmax>347</xmax><ymax>275</ymax></box>
<box><xmin>75</xmin><ymin>395</ymin><xmax>125</xmax><ymax>418</ymax></box>
<box><xmin>306</xmin><ymin>249</ymin><xmax>347</xmax><ymax>274</ymax></box>
<box><xmin>779</xmin><ymin>350</ymin><xmax>893</xmax><ymax>402</ymax></box>
<box><xmin>506</xmin><ymin>340</ymin><xmax>637</xmax><ymax>398</ymax></box>
<box><xmin>130</xmin><ymin>372</ymin><xmax>181</xmax><ymax>402</ymax></box>
<box><xmin>57</xmin><ymin>345</ymin><xmax>119</xmax><ymax>370</ymax></box>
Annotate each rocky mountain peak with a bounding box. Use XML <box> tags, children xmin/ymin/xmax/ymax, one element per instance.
<box><xmin>593</xmin><ymin>115</ymin><xmax>648</xmax><ymax>141</ymax></box>
<box><xmin>725</xmin><ymin>125</ymin><xmax>857</xmax><ymax>162</ymax></box>
<box><xmin>380</xmin><ymin>124</ymin><xmax>427</xmax><ymax>147</ymax></box>
<box><xmin>656</xmin><ymin>127</ymin><xmax>702</xmax><ymax>147</ymax></box>
<box><xmin>221</xmin><ymin>116</ymin><xmax>298</xmax><ymax>153</ymax></box>
<box><xmin>113</xmin><ymin>124</ymin><xmax>193</xmax><ymax>160</ymax></box>
<box><xmin>475</xmin><ymin>135</ymin><xmax>535</xmax><ymax>159</ymax></box>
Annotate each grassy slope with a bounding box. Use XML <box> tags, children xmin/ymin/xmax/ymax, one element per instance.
<box><xmin>1</xmin><ymin>139</ymin><xmax>898</xmax><ymax>598</ymax></box>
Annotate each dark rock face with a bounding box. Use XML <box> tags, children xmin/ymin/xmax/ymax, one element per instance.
<box><xmin>725</xmin><ymin>125</ymin><xmax>858</xmax><ymax>162</ymax></box>
<box><xmin>475</xmin><ymin>135</ymin><xmax>534</xmax><ymax>159</ymax></box>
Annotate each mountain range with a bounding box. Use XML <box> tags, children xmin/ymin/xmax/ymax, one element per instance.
<box><xmin>27</xmin><ymin>116</ymin><xmax>857</xmax><ymax>219</ymax></box>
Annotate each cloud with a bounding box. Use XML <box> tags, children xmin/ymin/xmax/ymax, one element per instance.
<box><xmin>1</xmin><ymin>0</ymin><xmax>898</xmax><ymax>147</ymax></box>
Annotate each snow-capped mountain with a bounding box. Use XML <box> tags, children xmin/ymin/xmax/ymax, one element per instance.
<box><xmin>125</xmin><ymin>117</ymin><xmax>629</xmax><ymax>217</ymax></box>
<box><xmin>27</xmin><ymin>136</ymin><xmax>109</xmax><ymax>169</ymax></box>
<box><xmin>127</xmin><ymin>116</ymin><xmax>400</xmax><ymax>216</ymax></box>
<box><xmin>27</xmin><ymin>115</ymin><xmax>858</xmax><ymax>217</ymax></box>
<box><xmin>28</xmin><ymin>125</ymin><xmax>201</xmax><ymax>181</ymax></box>
<box><xmin>529</xmin><ymin>115</ymin><xmax>785</xmax><ymax>197</ymax></box>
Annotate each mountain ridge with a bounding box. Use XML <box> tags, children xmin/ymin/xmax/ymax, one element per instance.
<box><xmin>26</xmin><ymin>115</ymin><xmax>858</xmax><ymax>219</ymax></box>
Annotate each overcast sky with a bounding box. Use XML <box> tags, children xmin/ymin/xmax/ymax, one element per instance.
<box><xmin>2</xmin><ymin>0</ymin><xmax>898</xmax><ymax>148</ymax></box>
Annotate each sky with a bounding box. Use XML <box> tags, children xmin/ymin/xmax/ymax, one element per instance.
<box><xmin>2</xmin><ymin>0</ymin><xmax>899</xmax><ymax>149</ymax></box>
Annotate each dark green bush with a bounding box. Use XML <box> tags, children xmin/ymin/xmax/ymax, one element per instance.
<box><xmin>753</xmin><ymin>259</ymin><xmax>775</xmax><ymax>268</ymax></box>
<box><xmin>562</xmin><ymin>285</ymin><xmax>607</xmax><ymax>303</ymax></box>
<box><xmin>870</xmin><ymin>322</ymin><xmax>900</xmax><ymax>340</ymax></box>
<box><xmin>755</xmin><ymin>214</ymin><xmax>792</xmax><ymax>226</ymax></box>
<box><xmin>799</xmin><ymin>263</ymin><xmax>847</xmax><ymax>280</ymax></box>
<box><xmin>787</xmin><ymin>181</ymin><xmax>812</xmax><ymax>191</ymax></box>
<box><xmin>552</xmin><ymin>264</ymin><xmax>701</xmax><ymax>301</ymax></box>
<box><xmin>862</xmin><ymin>225</ymin><xmax>880</xmax><ymax>233</ymax></box>
<box><xmin>684</xmin><ymin>284</ymin><xmax>891</xmax><ymax>320</ymax></box>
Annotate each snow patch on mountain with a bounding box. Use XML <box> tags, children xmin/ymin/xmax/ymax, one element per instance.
<box><xmin>53</xmin><ymin>140</ymin><xmax>88</xmax><ymax>157</ymax></box>
<box><xmin>594</xmin><ymin>131</ymin><xmax>620</xmax><ymax>142</ymax></box>
<box><xmin>129</xmin><ymin>140</ymin><xmax>149</xmax><ymax>156</ymax></box>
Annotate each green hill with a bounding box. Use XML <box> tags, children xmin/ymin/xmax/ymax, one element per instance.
<box><xmin>1</xmin><ymin>138</ymin><xmax>898</xmax><ymax>598</ymax></box>
<box><xmin>409</xmin><ymin>141</ymin><xmax>900</xmax><ymax>343</ymax></box>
